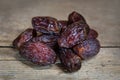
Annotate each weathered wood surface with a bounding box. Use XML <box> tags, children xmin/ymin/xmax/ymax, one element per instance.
<box><xmin>0</xmin><ymin>48</ymin><xmax>120</xmax><ymax>80</ymax></box>
<box><xmin>0</xmin><ymin>0</ymin><xmax>120</xmax><ymax>46</ymax></box>
<box><xmin>0</xmin><ymin>0</ymin><xmax>120</xmax><ymax>80</ymax></box>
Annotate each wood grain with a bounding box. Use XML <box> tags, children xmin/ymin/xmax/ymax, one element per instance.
<box><xmin>0</xmin><ymin>0</ymin><xmax>120</xmax><ymax>80</ymax></box>
<box><xmin>0</xmin><ymin>48</ymin><xmax>119</xmax><ymax>63</ymax></box>
<box><xmin>0</xmin><ymin>48</ymin><xmax>120</xmax><ymax>80</ymax></box>
<box><xmin>0</xmin><ymin>0</ymin><xmax>120</xmax><ymax>46</ymax></box>
<box><xmin>0</xmin><ymin>61</ymin><xmax>119</xmax><ymax>80</ymax></box>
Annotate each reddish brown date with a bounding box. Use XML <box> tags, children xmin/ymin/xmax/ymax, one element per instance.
<box><xmin>87</xmin><ymin>29</ymin><xmax>98</xmax><ymax>39</ymax></box>
<box><xmin>58</xmin><ymin>21</ymin><xmax>90</xmax><ymax>48</ymax></box>
<box><xmin>32</xmin><ymin>34</ymin><xmax>59</xmax><ymax>49</ymax></box>
<box><xmin>12</xmin><ymin>11</ymin><xmax>101</xmax><ymax>72</ymax></box>
<box><xmin>32</xmin><ymin>17</ymin><xmax>61</xmax><ymax>34</ymax></box>
<box><xmin>59</xmin><ymin>48</ymin><xmax>81</xmax><ymax>72</ymax></box>
<box><xmin>19</xmin><ymin>41</ymin><xmax>57</xmax><ymax>65</ymax></box>
<box><xmin>58</xmin><ymin>20</ymin><xmax>68</xmax><ymax>32</ymax></box>
<box><xmin>68</xmin><ymin>11</ymin><xmax>86</xmax><ymax>25</ymax></box>
<box><xmin>73</xmin><ymin>39</ymin><xmax>100</xmax><ymax>60</ymax></box>
<box><xmin>13</xmin><ymin>28</ymin><xmax>37</xmax><ymax>49</ymax></box>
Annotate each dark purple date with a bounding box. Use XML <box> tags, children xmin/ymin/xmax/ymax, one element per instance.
<box><xmin>87</xmin><ymin>29</ymin><xmax>98</xmax><ymax>39</ymax></box>
<box><xmin>58</xmin><ymin>20</ymin><xmax>68</xmax><ymax>33</ymax></box>
<box><xmin>19</xmin><ymin>41</ymin><xmax>57</xmax><ymax>65</ymax></box>
<box><xmin>73</xmin><ymin>39</ymin><xmax>100</xmax><ymax>60</ymax></box>
<box><xmin>58</xmin><ymin>21</ymin><xmax>90</xmax><ymax>48</ymax></box>
<box><xmin>59</xmin><ymin>48</ymin><xmax>81</xmax><ymax>72</ymax></box>
<box><xmin>13</xmin><ymin>11</ymin><xmax>101</xmax><ymax>72</ymax></box>
<box><xmin>32</xmin><ymin>17</ymin><xmax>61</xmax><ymax>34</ymax></box>
<box><xmin>32</xmin><ymin>34</ymin><xmax>59</xmax><ymax>49</ymax></box>
<box><xmin>13</xmin><ymin>28</ymin><xmax>37</xmax><ymax>49</ymax></box>
<box><xmin>68</xmin><ymin>11</ymin><xmax>86</xmax><ymax>25</ymax></box>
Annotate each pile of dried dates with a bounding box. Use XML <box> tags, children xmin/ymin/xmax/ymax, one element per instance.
<box><xmin>13</xmin><ymin>11</ymin><xmax>100</xmax><ymax>72</ymax></box>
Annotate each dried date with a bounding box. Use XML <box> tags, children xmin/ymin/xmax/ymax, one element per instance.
<box><xmin>87</xmin><ymin>29</ymin><xmax>98</xmax><ymax>39</ymax></box>
<box><xmin>58</xmin><ymin>21</ymin><xmax>90</xmax><ymax>48</ymax></box>
<box><xmin>13</xmin><ymin>28</ymin><xmax>37</xmax><ymax>49</ymax></box>
<box><xmin>32</xmin><ymin>17</ymin><xmax>61</xmax><ymax>34</ymax></box>
<box><xmin>58</xmin><ymin>20</ymin><xmax>68</xmax><ymax>33</ymax></box>
<box><xmin>32</xmin><ymin>34</ymin><xmax>59</xmax><ymax>49</ymax></box>
<box><xmin>68</xmin><ymin>11</ymin><xmax>86</xmax><ymax>25</ymax></box>
<box><xmin>12</xmin><ymin>11</ymin><xmax>101</xmax><ymax>72</ymax></box>
<box><xmin>19</xmin><ymin>41</ymin><xmax>57</xmax><ymax>65</ymax></box>
<box><xmin>73</xmin><ymin>39</ymin><xmax>100</xmax><ymax>60</ymax></box>
<box><xmin>59</xmin><ymin>48</ymin><xmax>81</xmax><ymax>72</ymax></box>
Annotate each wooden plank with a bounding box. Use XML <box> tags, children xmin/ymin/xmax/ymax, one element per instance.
<box><xmin>0</xmin><ymin>48</ymin><xmax>120</xmax><ymax>80</ymax></box>
<box><xmin>0</xmin><ymin>48</ymin><xmax>23</xmax><ymax>61</ymax></box>
<box><xmin>0</xmin><ymin>48</ymin><xmax>120</xmax><ymax>63</ymax></box>
<box><xmin>0</xmin><ymin>0</ymin><xmax>120</xmax><ymax>46</ymax></box>
<box><xmin>0</xmin><ymin>61</ymin><xmax>119</xmax><ymax>80</ymax></box>
<box><xmin>0</xmin><ymin>0</ymin><xmax>120</xmax><ymax>80</ymax></box>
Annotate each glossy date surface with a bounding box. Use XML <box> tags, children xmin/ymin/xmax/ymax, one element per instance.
<box><xmin>59</xmin><ymin>48</ymin><xmax>81</xmax><ymax>72</ymax></box>
<box><xmin>32</xmin><ymin>34</ymin><xmax>59</xmax><ymax>49</ymax></box>
<box><xmin>68</xmin><ymin>11</ymin><xmax>86</xmax><ymax>25</ymax></box>
<box><xmin>13</xmin><ymin>28</ymin><xmax>37</xmax><ymax>49</ymax></box>
<box><xmin>20</xmin><ymin>41</ymin><xmax>57</xmax><ymax>65</ymax></box>
<box><xmin>73</xmin><ymin>39</ymin><xmax>100</xmax><ymax>59</ymax></box>
<box><xmin>58</xmin><ymin>21</ymin><xmax>90</xmax><ymax>48</ymax></box>
<box><xmin>32</xmin><ymin>17</ymin><xmax>61</xmax><ymax>34</ymax></box>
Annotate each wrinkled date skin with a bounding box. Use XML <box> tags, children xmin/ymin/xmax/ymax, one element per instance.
<box><xmin>32</xmin><ymin>17</ymin><xmax>61</xmax><ymax>34</ymax></box>
<box><xmin>68</xmin><ymin>11</ymin><xmax>86</xmax><ymax>25</ymax></box>
<box><xmin>13</xmin><ymin>11</ymin><xmax>101</xmax><ymax>72</ymax></box>
<box><xmin>58</xmin><ymin>20</ymin><xmax>68</xmax><ymax>33</ymax></box>
<box><xmin>87</xmin><ymin>29</ymin><xmax>98</xmax><ymax>39</ymax></box>
<box><xmin>59</xmin><ymin>48</ymin><xmax>81</xmax><ymax>72</ymax></box>
<box><xmin>13</xmin><ymin>28</ymin><xmax>37</xmax><ymax>49</ymax></box>
<box><xmin>73</xmin><ymin>39</ymin><xmax>100</xmax><ymax>60</ymax></box>
<box><xmin>32</xmin><ymin>34</ymin><xmax>59</xmax><ymax>49</ymax></box>
<box><xmin>19</xmin><ymin>41</ymin><xmax>57</xmax><ymax>65</ymax></box>
<box><xmin>58</xmin><ymin>21</ymin><xmax>90</xmax><ymax>48</ymax></box>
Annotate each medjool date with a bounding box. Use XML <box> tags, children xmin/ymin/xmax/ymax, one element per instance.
<box><xmin>73</xmin><ymin>39</ymin><xmax>100</xmax><ymax>60</ymax></box>
<box><xmin>58</xmin><ymin>21</ymin><xmax>90</xmax><ymax>48</ymax></box>
<box><xmin>59</xmin><ymin>48</ymin><xmax>81</xmax><ymax>72</ymax></box>
<box><xmin>13</xmin><ymin>28</ymin><xmax>37</xmax><ymax>49</ymax></box>
<box><xmin>32</xmin><ymin>17</ymin><xmax>60</xmax><ymax>34</ymax></box>
<box><xmin>12</xmin><ymin>11</ymin><xmax>101</xmax><ymax>72</ymax></box>
<box><xmin>68</xmin><ymin>11</ymin><xmax>86</xmax><ymax>25</ymax></box>
<box><xmin>32</xmin><ymin>34</ymin><xmax>59</xmax><ymax>49</ymax></box>
<box><xmin>87</xmin><ymin>29</ymin><xmax>98</xmax><ymax>39</ymax></box>
<box><xmin>58</xmin><ymin>20</ymin><xmax>68</xmax><ymax>32</ymax></box>
<box><xmin>19</xmin><ymin>41</ymin><xmax>57</xmax><ymax>65</ymax></box>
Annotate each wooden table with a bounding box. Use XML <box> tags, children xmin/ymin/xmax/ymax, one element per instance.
<box><xmin>0</xmin><ymin>0</ymin><xmax>120</xmax><ymax>80</ymax></box>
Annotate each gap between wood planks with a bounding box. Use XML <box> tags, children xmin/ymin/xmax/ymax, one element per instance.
<box><xmin>0</xmin><ymin>46</ymin><xmax>119</xmax><ymax>62</ymax></box>
<box><xmin>0</xmin><ymin>46</ymin><xmax>120</xmax><ymax>48</ymax></box>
